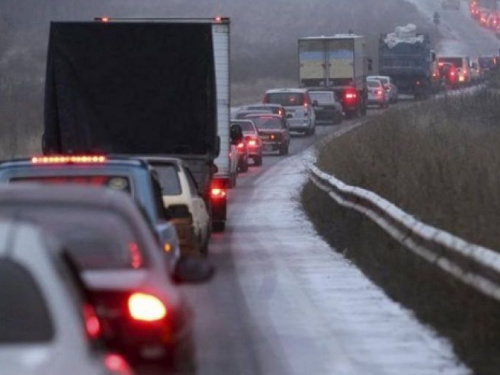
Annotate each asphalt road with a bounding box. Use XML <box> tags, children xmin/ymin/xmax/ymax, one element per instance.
<box><xmin>136</xmin><ymin>111</ymin><xmax>467</xmax><ymax>375</ymax></box>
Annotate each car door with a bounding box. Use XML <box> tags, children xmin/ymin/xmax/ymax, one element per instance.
<box><xmin>184</xmin><ymin>167</ymin><xmax>210</xmax><ymax>241</ymax></box>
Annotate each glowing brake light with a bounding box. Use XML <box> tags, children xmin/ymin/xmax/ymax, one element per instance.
<box><xmin>128</xmin><ymin>243</ymin><xmax>142</xmax><ymax>269</ymax></box>
<box><xmin>105</xmin><ymin>353</ymin><xmax>131</xmax><ymax>374</ymax></box>
<box><xmin>248</xmin><ymin>139</ymin><xmax>257</xmax><ymax>146</ymax></box>
<box><xmin>31</xmin><ymin>155</ymin><xmax>107</xmax><ymax>164</ymax></box>
<box><xmin>237</xmin><ymin>142</ymin><xmax>245</xmax><ymax>149</ymax></box>
<box><xmin>83</xmin><ymin>303</ymin><xmax>101</xmax><ymax>339</ymax></box>
<box><xmin>376</xmin><ymin>90</ymin><xmax>383</xmax><ymax>96</ymax></box>
<box><xmin>211</xmin><ymin>188</ymin><xmax>226</xmax><ymax>199</ymax></box>
<box><xmin>128</xmin><ymin>293</ymin><xmax>167</xmax><ymax>322</ymax></box>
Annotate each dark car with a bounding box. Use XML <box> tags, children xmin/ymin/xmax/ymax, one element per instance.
<box><xmin>308</xmin><ymin>90</ymin><xmax>343</xmax><ymax>124</ymax></box>
<box><xmin>0</xmin><ymin>155</ymin><xmax>180</xmax><ymax>268</ymax></box>
<box><xmin>243</xmin><ymin>114</ymin><xmax>291</xmax><ymax>155</ymax></box>
<box><xmin>0</xmin><ymin>184</ymin><xmax>213</xmax><ymax>370</ymax></box>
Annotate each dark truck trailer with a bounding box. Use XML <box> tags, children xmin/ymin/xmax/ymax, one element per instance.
<box><xmin>43</xmin><ymin>18</ymin><xmax>232</xmax><ymax>231</ymax></box>
<box><xmin>379</xmin><ymin>26</ymin><xmax>439</xmax><ymax>99</ymax></box>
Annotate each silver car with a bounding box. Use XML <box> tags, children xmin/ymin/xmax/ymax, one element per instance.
<box><xmin>263</xmin><ymin>88</ymin><xmax>316</xmax><ymax>136</ymax></box>
<box><xmin>0</xmin><ymin>219</ymin><xmax>134</xmax><ymax>375</ymax></box>
<box><xmin>367</xmin><ymin>75</ymin><xmax>398</xmax><ymax>103</ymax></box>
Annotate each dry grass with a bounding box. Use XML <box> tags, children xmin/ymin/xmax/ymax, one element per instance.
<box><xmin>316</xmin><ymin>89</ymin><xmax>500</xmax><ymax>252</ymax></box>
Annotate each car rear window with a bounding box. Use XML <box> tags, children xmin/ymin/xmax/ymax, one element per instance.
<box><xmin>151</xmin><ymin>165</ymin><xmax>182</xmax><ymax>195</ymax></box>
<box><xmin>0</xmin><ymin>207</ymin><xmax>147</xmax><ymax>270</ymax></box>
<box><xmin>247</xmin><ymin>116</ymin><xmax>283</xmax><ymax>130</ymax></box>
<box><xmin>367</xmin><ymin>81</ymin><xmax>381</xmax><ymax>88</ymax></box>
<box><xmin>10</xmin><ymin>175</ymin><xmax>132</xmax><ymax>194</ymax></box>
<box><xmin>232</xmin><ymin>122</ymin><xmax>255</xmax><ymax>132</ymax></box>
<box><xmin>0</xmin><ymin>260</ymin><xmax>54</xmax><ymax>343</ymax></box>
<box><xmin>265</xmin><ymin>93</ymin><xmax>305</xmax><ymax>106</ymax></box>
<box><xmin>309</xmin><ymin>92</ymin><xmax>335</xmax><ymax>105</ymax></box>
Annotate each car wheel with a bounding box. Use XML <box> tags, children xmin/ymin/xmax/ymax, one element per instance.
<box><xmin>240</xmin><ymin>156</ymin><xmax>249</xmax><ymax>172</ymax></box>
<box><xmin>212</xmin><ymin>221</ymin><xmax>225</xmax><ymax>232</ymax></box>
<box><xmin>254</xmin><ymin>154</ymin><xmax>263</xmax><ymax>166</ymax></box>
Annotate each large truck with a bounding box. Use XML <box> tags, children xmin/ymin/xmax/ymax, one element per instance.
<box><xmin>298</xmin><ymin>34</ymin><xmax>367</xmax><ymax>118</ymax></box>
<box><xmin>42</xmin><ymin>17</ymin><xmax>235</xmax><ymax>231</ymax></box>
<box><xmin>379</xmin><ymin>25</ymin><xmax>439</xmax><ymax>99</ymax></box>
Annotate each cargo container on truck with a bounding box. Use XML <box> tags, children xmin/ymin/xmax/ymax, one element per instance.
<box><xmin>42</xmin><ymin>17</ymin><xmax>236</xmax><ymax>232</ymax></box>
<box><xmin>298</xmin><ymin>34</ymin><xmax>367</xmax><ymax>118</ymax></box>
<box><xmin>379</xmin><ymin>25</ymin><xmax>439</xmax><ymax>99</ymax></box>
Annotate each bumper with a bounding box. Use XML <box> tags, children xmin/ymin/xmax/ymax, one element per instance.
<box><xmin>315</xmin><ymin>109</ymin><xmax>339</xmax><ymax>122</ymax></box>
<box><xmin>287</xmin><ymin>117</ymin><xmax>311</xmax><ymax>131</ymax></box>
<box><xmin>367</xmin><ymin>96</ymin><xmax>385</xmax><ymax>105</ymax></box>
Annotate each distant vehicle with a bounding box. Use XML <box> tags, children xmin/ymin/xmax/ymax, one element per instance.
<box><xmin>487</xmin><ymin>11</ymin><xmax>500</xmax><ymax>29</ymax></box>
<box><xmin>367</xmin><ymin>75</ymin><xmax>399</xmax><ymax>103</ymax></box>
<box><xmin>230</xmin><ymin>119</ymin><xmax>263</xmax><ymax>166</ymax></box>
<box><xmin>263</xmin><ymin>88</ymin><xmax>316</xmax><ymax>136</ymax></box>
<box><xmin>478</xmin><ymin>55</ymin><xmax>499</xmax><ymax>79</ymax></box>
<box><xmin>366</xmin><ymin>79</ymin><xmax>389</xmax><ymax>108</ymax></box>
<box><xmin>438</xmin><ymin>62</ymin><xmax>459</xmax><ymax>88</ymax></box>
<box><xmin>438</xmin><ymin>56</ymin><xmax>471</xmax><ymax>84</ymax></box>
<box><xmin>243</xmin><ymin>113</ymin><xmax>291</xmax><ymax>155</ymax></box>
<box><xmin>141</xmin><ymin>156</ymin><xmax>212</xmax><ymax>257</ymax></box>
<box><xmin>308</xmin><ymin>89</ymin><xmax>343</xmax><ymax>124</ymax></box>
<box><xmin>0</xmin><ymin>219</ymin><xmax>134</xmax><ymax>375</ymax></box>
<box><xmin>0</xmin><ymin>184</ymin><xmax>214</xmax><ymax>370</ymax></box>
<box><xmin>298</xmin><ymin>34</ymin><xmax>368</xmax><ymax>118</ymax></box>
<box><xmin>240</xmin><ymin>104</ymin><xmax>288</xmax><ymax>118</ymax></box>
<box><xmin>441</xmin><ymin>0</ymin><xmax>460</xmax><ymax>10</ymax></box>
<box><xmin>479</xmin><ymin>10</ymin><xmax>490</xmax><ymax>26</ymax></box>
<box><xmin>379</xmin><ymin>25</ymin><xmax>439</xmax><ymax>99</ymax></box>
<box><xmin>0</xmin><ymin>155</ymin><xmax>181</xmax><ymax>268</ymax></box>
<box><xmin>469</xmin><ymin>58</ymin><xmax>483</xmax><ymax>82</ymax></box>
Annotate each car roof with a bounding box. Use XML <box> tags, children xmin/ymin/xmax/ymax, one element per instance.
<box><xmin>265</xmin><ymin>88</ymin><xmax>309</xmax><ymax>94</ymax></box>
<box><xmin>0</xmin><ymin>155</ymin><xmax>149</xmax><ymax>169</ymax></box>
<box><xmin>136</xmin><ymin>155</ymin><xmax>184</xmax><ymax>167</ymax></box>
<box><xmin>243</xmin><ymin>113</ymin><xmax>281</xmax><ymax>119</ymax></box>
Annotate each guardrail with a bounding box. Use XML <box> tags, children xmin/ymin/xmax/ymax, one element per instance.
<box><xmin>309</xmin><ymin>164</ymin><xmax>500</xmax><ymax>301</ymax></box>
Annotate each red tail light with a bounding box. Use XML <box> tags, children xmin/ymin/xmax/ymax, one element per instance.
<box><xmin>248</xmin><ymin>139</ymin><xmax>257</xmax><ymax>146</ymax></box>
<box><xmin>128</xmin><ymin>242</ymin><xmax>142</xmax><ymax>269</ymax></box>
<box><xmin>31</xmin><ymin>155</ymin><xmax>107</xmax><ymax>164</ymax></box>
<box><xmin>376</xmin><ymin>90</ymin><xmax>383</xmax><ymax>96</ymax></box>
<box><xmin>83</xmin><ymin>303</ymin><xmax>101</xmax><ymax>339</ymax></box>
<box><xmin>105</xmin><ymin>353</ymin><xmax>131</xmax><ymax>374</ymax></box>
<box><xmin>211</xmin><ymin>187</ymin><xmax>226</xmax><ymax>199</ymax></box>
<box><xmin>128</xmin><ymin>293</ymin><xmax>167</xmax><ymax>322</ymax></box>
<box><xmin>237</xmin><ymin>142</ymin><xmax>245</xmax><ymax>149</ymax></box>
<box><xmin>344</xmin><ymin>88</ymin><xmax>358</xmax><ymax>103</ymax></box>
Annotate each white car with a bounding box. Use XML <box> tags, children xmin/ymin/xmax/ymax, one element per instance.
<box><xmin>366</xmin><ymin>79</ymin><xmax>389</xmax><ymax>108</ymax></box>
<box><xmin>0</xmin><ymin>219</ymin><xmax>134</xmax><ymax>375</ymax></box>
<box><xmin>143</xmin><ymin>156</ymin><xmax>212</xmax><ymax>257</ymax></box>
<box><xmin>263</xmin><ymin>88</ymin><xmax>316</xmax><ymax>136</ymax></box>
<box><xmin>367</xmin><ymin>75</ymin><xmax>398</xmax><ymax>103</ymax></box>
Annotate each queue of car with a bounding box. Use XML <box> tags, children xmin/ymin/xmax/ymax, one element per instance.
<box><xmin>469</xmin><ymin>0</ymin><xmax>500</xmax><ymax>39</ymax></box>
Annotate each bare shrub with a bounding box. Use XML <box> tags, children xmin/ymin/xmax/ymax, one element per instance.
<box><xmin>316</xmin><ymin>89</ymin><xmax>500</xmax><ymax>251</ymax></box>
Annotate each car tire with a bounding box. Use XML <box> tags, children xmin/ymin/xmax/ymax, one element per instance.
<box><xmin>254</xmin><ymin>154</ymin><xmax>263</xmax><ymax>166</ymax></box>
<box><xmin>240</xmin><ymin>157</ymin><xmax>249</xmax><ymax>172</ymax></box>
<box><xmin>212</xmin><ymin>221</ymin><xmax>225</xmax><ymax>232</ymax></box>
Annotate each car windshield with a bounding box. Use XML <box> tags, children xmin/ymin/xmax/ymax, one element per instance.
<box><xmin>152</xmin><ymin>164</ymin><xmax>182</xmax><ymax>195</ymax></box>
<box><xmin>309</xmin><ymin>92</ymin><xmax>335</xmax><ymax>105</ymax></box>
<box><xmin>0</xmin><ymin>260</ymin><xmax>54</xmax><ymax>343</ymax></box>
<box><xmin>265</xmin><ymin>92</ymin><xmax>304</xmax><ymax>106</ymax></box>
<box><xmin>0</xmin><ymin>206</ymin><xmax>147</xmax><ymax>270</ymax></box>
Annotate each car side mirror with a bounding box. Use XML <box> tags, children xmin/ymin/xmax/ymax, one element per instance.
<box><xmin>230</xmin><ymin>124</ymin><xmax>243</xmax><ymax>144</ymax></box>
<box><xmin>172</xmin><ymin>256</ymin><xmax>215</xmax><ymax>284</ymax></box>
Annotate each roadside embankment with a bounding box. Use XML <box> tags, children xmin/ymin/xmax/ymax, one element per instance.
<box><xmin>302</xmin><ymin>88</ymin><xmax>500</xmax><ymax>375</ymax></box>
